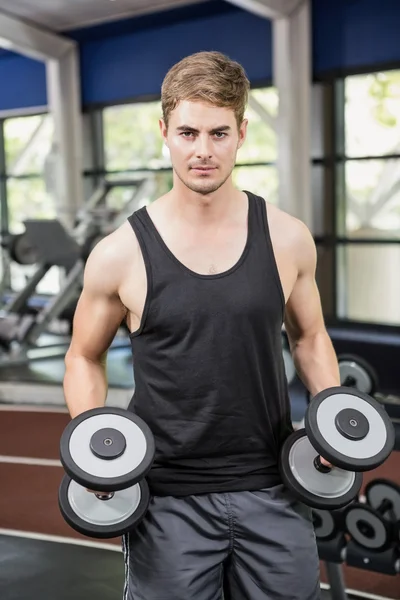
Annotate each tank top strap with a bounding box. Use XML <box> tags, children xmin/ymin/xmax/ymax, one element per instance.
<box><xmin>245</xmin><ymin>191</ymin><xmax>285</xmax><ymax>312</ymax></box>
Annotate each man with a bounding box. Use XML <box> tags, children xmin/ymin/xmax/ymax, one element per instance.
<box><xmin>64</xmin><ymin>51</ymin><xmax>340</xmax><ymax>599</ymax></box>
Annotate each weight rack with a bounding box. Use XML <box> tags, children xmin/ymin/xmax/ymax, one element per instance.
<box><xmin>314</xmin><ymin>479</ymin><xmax>400</xmax><ymax>600</ymax></box>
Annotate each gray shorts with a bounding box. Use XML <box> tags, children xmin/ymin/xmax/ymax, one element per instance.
<box><xmin>122</xmin><ymin>483</ymin><xmax>321</xmax><ymax>600</ymax></box>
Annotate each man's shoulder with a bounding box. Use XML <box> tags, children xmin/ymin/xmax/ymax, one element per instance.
<box><xmin>86</xmin><ymin>221</ymin><xmax>141</xmax><ymax>275</ymax></box>
<box><xmin>264</xmin><ymin>200</ymin><xmax>310</xmax><ymax>240</ymax></box>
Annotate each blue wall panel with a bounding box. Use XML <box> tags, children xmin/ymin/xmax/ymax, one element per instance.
<box><xmin>68</xmin><ymin>0</ymin><xmax>236</xmax><ymax>42</ymax></box>
<box><xmin>0</xmin><ymin>54</ymin><xmax>47</xmax><ymax>111</ymax></box>
<box><xmin>80</xmin><ymin>10</ymin><xmax>272</xmax><ymax>106</ymax></box>
<box><xmin>1</xmin><ymin>0</ymin><xmax>400</xmax><ymax>111</ymax></box>
<box><xmin>313</xmin><ymin>0</ymin><xmax>400</xmax><ymax>74</ymax></box>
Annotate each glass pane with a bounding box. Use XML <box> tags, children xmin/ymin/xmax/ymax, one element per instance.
<box><xmin>239</xmin><ymin>87</ymin><xmax>277</xmax><ymax>164</ymax></box>
<box><xmin>4</xmin><ymin>114</ymin><xmax>54</xmax><ymax>174</ymax></box>
<box><xmin>10</xmin><ymin>263</ymin><xmax>61</xmax><ymax>295</ymax></box>
<box><xmin>105</xmin><ymin>172</ymin><xmax>173</xmax><ymax>211</ymax></box>
<box><xmin>345</xmin><ymin>71</ymin><xmax>400</xmax><ymax>158</ymax></box>
<box><xmin>344</xmin><ymin>159</ymin><xmax>400</xmax><ymax>238</ymax></box>
<box><xmin>103</xmin><ymin>101</ymin><xmax>170</xmax><ymax>171</ymax></box>
<box><xmin>233</xmin><ymin>166</ymin><xmax>278</xmax><ymax>203</ymax></box>
<box><xmin>337</xmin><ymin>244</ymin><xmax>400</xmax><ymax>325</ymax></box>
<box><xmin>7</xmin><ymin>178</ymin><xmax>56</xmax><ymax>231</ymax></box>
<box><xmin>7</xmin><ymin>178</ymin><xmax>60</xmax><ymax>293</ymax></box>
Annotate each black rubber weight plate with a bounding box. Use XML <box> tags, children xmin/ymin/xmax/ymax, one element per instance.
<box><xmin>338</xmin><ymin>354</ymin><xmax>379</xmax><ymax>395</ymax></box>
<box><xmin>344</xmin><ymin>502</ymin><xmax>391</xmax><ymax>551</ymax></box>
<box><xmin>279</xmin><ymin>429</ymin><xmax>363</xmax><ymax>510</ymax></box>
<box><xmin>312</xmin><ymin>509</ymin><xmax>336</xmax><ymax>540</ymax></box>
<box><xmin>60</xmin><ymin>407</ymin><xmax>155</xmax><ymax>492</ymax></box>
<box><xmin>312</xmin><ymin>507</ymin><xmax>346</xmax><ymax>540</ymax></box>
<box><xmin>305</xmin><ymin>387</ymin><xmax>395</xmax><ymax>472</ymax></box>
<box><xmin>59</xmin><ymin>474</ymin><xmax>151</xmax><ymax>539</ymax></box>
<box><xmin>364</xmin><ymin>478</ymin><xmax>400</xmax><ymax>521</ymax></box>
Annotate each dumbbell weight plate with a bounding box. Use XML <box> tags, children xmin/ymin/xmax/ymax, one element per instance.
<box><xmin>59</xmin><ymin>474</ymin><xmax>150</xmax><ymax>539</ymax></box>
<box><xmin>306</xmin><ymin>387</ymin><xmax>395</xmax><ymax>472</ymax></box>
<box><xmin>60</xmin><ymin>407</ymin><xmax>155</xmax><ymax>492</ymax></box>
<box><xmin>344</xmin><ymin>503</ymin><xmax>392</xmax><ymax>551</ymax></box>
<box><xmin>279</xmin><ymin>429</ymin><xmax>363</xmax><ymax>510</ymax></box>
<box><xmin>9</xmin><ymin>233</ymin><xmax>40</xmax><ymax>265</ymax></box>
<box><xmin>365</xmin><ymin>479</ymin><xmax>400</xmax><ymax>522</ymax></box>
<box><xmin>338</xmin><ymin>354</ymin><xmax>378</xmax><ymax>396</ymax></box>
<box><xmin>312</xmin><ymin>508</ymin><xmax>342</xmax><ymax>541</ymax></box>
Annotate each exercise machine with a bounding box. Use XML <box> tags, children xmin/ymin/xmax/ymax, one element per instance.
<box><xmin>0</xmin><ymin>176</ymin><xmax>152</xmax><ymax>366</ymax></box>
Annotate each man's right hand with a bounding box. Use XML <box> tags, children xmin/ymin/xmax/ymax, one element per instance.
<box><xmin>86</xmin><ymin>489</ymin><xmax>113</xmax><ymax>498</ymax></box>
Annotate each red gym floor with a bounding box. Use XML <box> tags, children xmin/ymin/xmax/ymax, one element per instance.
<box><xmin>0</xmin><ymin>406</ymin><xmax>399</xmax><ymax>599</ymax></box>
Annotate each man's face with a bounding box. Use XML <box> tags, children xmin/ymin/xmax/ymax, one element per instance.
<box><xmin>160</xmin><ymin>100</ymin><xmax>247</xmax><ymax>196</ymax></box>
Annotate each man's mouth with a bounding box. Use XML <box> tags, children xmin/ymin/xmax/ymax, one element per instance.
<box><xmin>191</xmin><ymin>166</ymin><xmax>216</xmax><ymax>171</ymax></box>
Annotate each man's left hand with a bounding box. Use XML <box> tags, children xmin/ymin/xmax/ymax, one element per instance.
<box><xmin>319</xmin><ymin>456</ymin><xmax>334</xmax><ymax>469</ymax></box>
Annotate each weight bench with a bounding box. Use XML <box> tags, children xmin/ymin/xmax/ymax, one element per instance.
<box><xmin>0</xmin><ymin>220</ymin><xmax>83</xmax><ymax>362</ymax></box>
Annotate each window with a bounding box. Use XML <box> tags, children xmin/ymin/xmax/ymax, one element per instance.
<box><xmin>345</xmin><ymin>72</ymin><xmax>400</xmax><ymax>158</ymax></box>
<box><xmin>103</xmin><ymin>101</ymin><xmax>169</xmax><ymax>172</ymax></box>
<box><xmin>337</xmin><ymin>243</ymin><xmax>400</xmax><ymax>325</ymax></box>
<box><xmin>335</xmin><ymin>71</ymin><xmax>400</xmax><ymax>325</ymax></box>
<box><xmin>342</xmin><ymin>159</ymin><xmax>400</xmax><ymax>238</ymax></box>
<box><xmin>3</xmin><ymin>113</ymin><xmax>60</xmax><ymax>294</ymax></box>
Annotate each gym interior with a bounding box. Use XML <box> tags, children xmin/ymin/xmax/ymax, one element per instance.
<box><xmin>0</xmin><ymin>0</ymin><xmax>399</xmax><ymax>598</ymax></box>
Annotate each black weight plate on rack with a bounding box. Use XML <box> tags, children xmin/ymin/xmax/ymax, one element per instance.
<box><xmin>344</xmin><ymin>502</ymin><xmax>392</xmax><ymax>551</ymax></box>
<box><xmin>365</xmin><ymin>478</ymin><xmax>400</xmax><ymax>522</ymax></box>
<box><xmin>338</xmin><ymin>354</ymin><xmax>378</xmax><ymax>395</ymax></box>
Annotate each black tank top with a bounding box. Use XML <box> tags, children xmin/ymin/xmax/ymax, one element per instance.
<box><xmin>127</xmin><ymin>191</ymin><xmax>293</xmax><ymax>496</ymax></box>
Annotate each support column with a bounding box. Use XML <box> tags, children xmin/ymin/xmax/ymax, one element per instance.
<box><xmin>46</xmin><ymin>47</ymin><xmax>84</xmax><ymax>229</ymax></box>
<box><xmin>0</xmin><ymin>10</ymin><xmax>84</xmax><ymax>231</ymax></box>
<box><xmin>272</xmin><ymin>0</ymin><xmax>312</xmax><ymax>229</ymax></box>
<box><xmin>0</xmin><ymin>119</ymin><xmax>10</xmax><ymax>290</ymax></box>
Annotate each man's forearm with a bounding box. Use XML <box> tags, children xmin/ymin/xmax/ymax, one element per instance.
<box><xmin>290</xmin><ymin>331</ymin><xmax>341</xmax><ymax>398</ymax></box>
<box><xmin>63</xmin><ymin>354</ymin><xmax>108</xmax><ymax>419</ymax></box>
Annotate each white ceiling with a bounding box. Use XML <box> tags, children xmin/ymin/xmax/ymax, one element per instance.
<box><xmin>0</xmin><ymin>0</ymin><xmax>207</xmax><ymax>32</ymax></box>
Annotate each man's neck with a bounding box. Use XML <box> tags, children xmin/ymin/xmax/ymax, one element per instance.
<box><xmin>168</xmin><ymin>182</ymin><xmax>243</xmax><ymax>228</ymax></box>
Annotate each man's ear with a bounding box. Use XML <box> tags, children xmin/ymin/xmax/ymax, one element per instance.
<box><xmin>159</xmin><ymin>118</ymin><xmax>168</xmax><ymax>146</ymax></box>
<box><xmin>237</xmin><ymin>118</ymin><xmax>248</xmax><ymax>149</ymax></box>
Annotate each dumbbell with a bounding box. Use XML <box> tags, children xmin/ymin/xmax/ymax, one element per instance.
<box><xmin>312</xmin><ymin>507</ymin><xmax>346</xmax><ymax>542</ymax></box>
<box><xmin>343</xmin><ymin>479</ymin><xmax>400</xmax><ymax>552</ymax></box>
<box><xmin>279</xmin><ymin>387</ymin><xmax>395</xmax><ymax>510</ymax></box>
<box><xmin>58</xmin><ymin>407</ymin><xmax>155</xmax><ymax>539</ymax></box>
<box><xmin>305</xmin><ymin>355</ymin><xmax>378</xmax><ymax>408</ymax></box>
<box><xmin>337</xmin><ymin>354</ymin><xmax>378</xmax><ymax>396</ymax></box>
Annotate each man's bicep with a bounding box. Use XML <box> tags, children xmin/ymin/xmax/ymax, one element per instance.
<box><xmin>284</xmin><ymin>274</ymin><xmax>324</xmax><ymax>342</ymax></box>
<box><xmin>69</xmin><ymin>289</ymin><xmax>126</xmax><ymax>361</ymax></box>
<box><xmin>67</xmin><ymin>247</ymin><xmax>127</xmax><ymax>362</ymax></box>
<box><xmin>284</xmin><ymin>225</ymin><xmax>325</xmax><ymax>344</ymax></box>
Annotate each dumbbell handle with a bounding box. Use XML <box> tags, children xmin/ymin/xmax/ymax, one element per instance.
<box><xmin>342</xmin><ymin>375</ymin><xmax>357</xmax><ymax>388</ymax></box>
<box><xmin>95</xmin><ymin>492</ymin><xmax>115</xmax><ymax>501</ymax></box>
<box><xmin>313</xmin><ymin>455</ymin><xmax>332</xmax><ymax>474</ymax></box>
<box><xmin>375</xmin><ymin>498</ymin><xmax>394</xmax><ymax>518</ymax></box>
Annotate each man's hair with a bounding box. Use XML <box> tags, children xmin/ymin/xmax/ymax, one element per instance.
<box><xmin>161</xmin><ymin>51</ymin><xmax>250</xmax><ymax>129</ymax></box>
